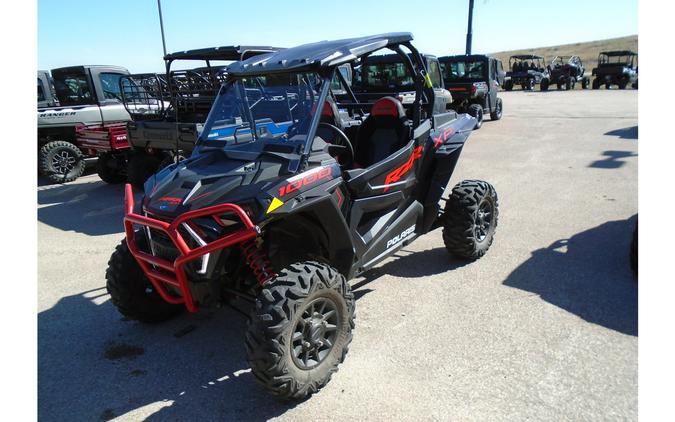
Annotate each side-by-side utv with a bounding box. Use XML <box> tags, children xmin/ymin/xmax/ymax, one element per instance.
<box><xmin>439</xmin><ymin>54</ymin><xmax>504</xmax><ymax>129</ymax></box>
<box><xmin>548</xmin><ymin>55</ymin><xmax>589</xmax><ymax>90</ymax></box>
<box><xmin>591</xmin><ymin>50</ymin><xmax>638</xmax><ymax>89</ymax></box>
<box><xmin>503</xmin><ymin>54</ymin><xmax>550</xmax><ymax>91</ymax></box>
<box><xmin>106</xmin><ymin>33</ymin><xmax>499</xmax><ymax>400</ymax></box>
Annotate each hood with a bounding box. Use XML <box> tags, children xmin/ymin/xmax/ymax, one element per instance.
<box><xmin>142</xmin><ymin>147</ymin><xmax>292</xmax><ymax>219</ymax></box>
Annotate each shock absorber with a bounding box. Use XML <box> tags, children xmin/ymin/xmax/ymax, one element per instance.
<box><xmin>240</xmin><ymin>240</ymin><xmax>276</xmax><ymax>285</ymax></box>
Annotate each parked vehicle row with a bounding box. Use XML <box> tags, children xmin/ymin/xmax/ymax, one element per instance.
<box><xmin>502</xmin><ymin>50</ymin><xmax>637</xmax><ymax>91</ymax></box>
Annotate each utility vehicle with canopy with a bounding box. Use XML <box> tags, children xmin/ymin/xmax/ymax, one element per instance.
<box><xmin>591</xmin><ymin>50</ymin><xmax>638</xmax><ymax>89</ymax></box>
<box><xmin>106</xmin><ymin>33</ymin><xmax>499</xmax><ymax>399</ymax></box>
<box><xmin>503</xmin><ymin>54</ymin><xmax>550</xmax><ymax>91</ymax></box>
<box><xmin>439</xmin><ymin>54</ymin><xmax>504</xmax><ymax>129</ymax></box>
<box><xmin>121</xmin><ymin>45</ymin><xmax>279</xmax><ymax>188</ymax></box>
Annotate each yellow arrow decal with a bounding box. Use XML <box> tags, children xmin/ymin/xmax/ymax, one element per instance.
<box><xmin>266</xmin><ymin>197</ymin><xmax>284</xmax><ymax>214</ymax></box>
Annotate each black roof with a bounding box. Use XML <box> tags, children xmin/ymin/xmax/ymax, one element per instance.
<box><xmin>510</xmin><ymin>54</ymin><xmax>544</xmax><ymax>60</ymax></box>
<box><xmin>600</xmin><ymin>50</ymin><xmax>637</xmax><ymax>57</ymax></box>
<box><xmin>164</xmin><ymin>45</ymin><xmax>281</xmax><ymax>61</ymax></box>
<box><xmin>227</xmin><ymin>33</ymin><xmax>414</xmax><ymax>76</ymax></box>
<box><xmin>438</xmin><ymin>54</ymin><xmax>494</xmax><ymax>62</ymax></box>
<box><xmin>361</xmin><ymin>52</ymin><xmax>435</xmax><ymax>64</ymax></box>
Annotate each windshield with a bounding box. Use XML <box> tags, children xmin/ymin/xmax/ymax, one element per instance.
<box><xmin>440</xmin><ymin>60</ymin><xmax>485</xmax><ymax>81</ymax></box>
<box><xmin>201</xmin><ymin>72</ymin><xmax>323</xmax><ymax>146</ymax></box>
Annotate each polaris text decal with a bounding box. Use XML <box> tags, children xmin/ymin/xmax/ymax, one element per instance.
<box><xmin>386</xmin><ymin>224</ymin><xmax>416</xmax><ymax>249</ymax></box>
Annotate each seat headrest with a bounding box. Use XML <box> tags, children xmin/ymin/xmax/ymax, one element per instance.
<box><xmin>370</xmin><ymin>96</ymin><xmax>405</xmax><ymax>118</ymax></box>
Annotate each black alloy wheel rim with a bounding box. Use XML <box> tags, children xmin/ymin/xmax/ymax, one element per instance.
<box><xmin>52</xmin><ymin>150</ymin><xmax>76</xmax><ymax>175</ymax></box>
<box><xmin>291</xmin><ymin>297</ymin><xmax>339</xmax><ymax>370</ymax></box>
<box><xmin>475</xmin><ymin>199</ymin><xmax>494</xmax><ymax>242</ymax></box>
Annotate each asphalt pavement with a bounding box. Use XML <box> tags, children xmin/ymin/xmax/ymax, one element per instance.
<box><xmin>38</xmin><ymin>89</ymin><xmax>638</xmax><ymax>421</ymax></box>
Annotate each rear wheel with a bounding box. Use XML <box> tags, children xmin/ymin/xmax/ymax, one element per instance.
<box><xmin>490</xmin><ymin>97</ymin><xmax>503</xmax><ymax>120</ymax></box>
<box><xmin>618</xmin><ymin>81</ymin><xmax>627</xmax><ymax>89</ymax></box>
<box><xmin>581</xmin><ymin>77</ymin><xmax>589</xmax><ymax>89</ymax></box>
<box><xmin>246</xmin><ymin>261</ymin><xmax>355</xmax><ymax>400</ymax></box>
<box><xmin>504</xmin><ymin>80</ymin><xmax>513</xmax><ymax>91</ymax></box>
<box><xmin>565</xmin><ymin>78</ymin><xmax>572</xmax><ymax>90</ymax></box>
<box><xmin>592</xmin><ymin>78</ymin><xmax>600</xmax><ymax>89</ymax></box>
<box><xmin>540</xmin><ymin>78</ymin><xmax>549</xmax><ymax>91</ymax></box>
<box><xmin>106</xmin><ymin>238</ymin><xmax>184</xmax><ymax>323</ymax></box>
<box><xmin>39</xmin><ymin>141</ymin><xmax>86</xmax><ymax>183</ymax></box>
<box><xmin>467</xmin><ymin>104</ymin><xmax>484</xmax><ymax>129</ymax></box>
<box><xmin>442</xmin><ymin>180</ymin><xmax>499</xmax><ymax>260</ymax></box>
<box><xmin>96</xmin><ymin>151</ymin><xmax>127</xmax><ymax>184</ymax></box>
<box><xmin>127</xmin><ymin>152</ymin><xmax>162</xmax><ymax>190</ymax></box>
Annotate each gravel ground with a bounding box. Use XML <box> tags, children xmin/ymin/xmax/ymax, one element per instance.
<box><xmin>38</xmin><ymin>89</ymin><xmax>638</xmax><ymax>422</ymax></box>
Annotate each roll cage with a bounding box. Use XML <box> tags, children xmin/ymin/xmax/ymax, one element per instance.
<box><xmin>199</xmin><ymin>33</ymin><xmax>437</xmax><ymax>158</ymax></box>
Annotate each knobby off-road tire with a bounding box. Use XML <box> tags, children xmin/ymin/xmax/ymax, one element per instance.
<box><xmin>504</xmin><ymin>80</ymin><xmax>513</xmax><ymax>91</ymax></box>
<box><xmin>39</xmin><ymin>140</ymin><xmax>86</xmax><ymax>183</ymax></box>
<box><xmin>468</xmin><ymin>104</ymin><xmax>483</xmax><ymax>129</ymax></box>
<box><xmin>581</xmin><ymin>77</ymin><xmax>590</xmax><ymax>89</ymax></box>
<box><xmin>246</xmin><ymin>261</ymin><xmax>355</xmax><ymax>400</ymax></box>
<box><xmin>127</xmin><ymin>152</ymin><xmax>162</xmax><ymax>190</ymax></box>
<box><xmin>96</xmin><ymin>152</ymin><xmax>127</xmax><ymax>184</ymax></box>
<box><xmin>592</xmin><ymin>78</ymin><xmax>600</xmax><ymax>89</ymax></box>
<box><xmin>490</xmin><ymin>97</ymin><xmax>503</xmax><ymax>121</ymax></box>
<box><xmin>106</xmin><ymin>238</ymin><xmax>184</xmax><ymax>323</ymax></box>
<box><xmin>540</xmin><ymin>78</ymin><xmax>549</xmax><ymax>91</ymax></box>
<box><xmin>442</xmin><ymin>180</ymin><xmax>499</xmax><ymax>260</ymax></box>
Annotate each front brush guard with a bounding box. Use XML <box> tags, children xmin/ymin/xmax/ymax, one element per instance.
<box><xmin>123</xmin><ymin>184</ymin><xmax>258</xmax><ymax>312</ymax></box>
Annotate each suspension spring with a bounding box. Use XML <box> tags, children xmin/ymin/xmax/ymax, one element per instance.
<box><xmin>240</xmin><ymin>240</ymin><xmax>276</xmax><ymax>285</ymax></box>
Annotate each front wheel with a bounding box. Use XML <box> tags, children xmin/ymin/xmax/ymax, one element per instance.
<box><xmin>504</xmin><ymin>80</ymin><xmax>513</xmax><ymax>91</ymax></box>
<box><xmin>490</xmin><ymin>97</ymin><xmax>503</xmax><ymax>121</ymax></box>
<box><xmin>540</xmin><ymin>78</ymin><xmax>549</xmax><ymax>91</ymax></box>
<box><xmin>581</xmin><ymin>77</ymin><xmax>589</xmax><ymax>89</ymax></box>
<box><xmin>106</xmin><ymin>238</ymin><xmax>184</xmax><ymax>323</ymax></box>
<box><xmin>592</xmin><ymin>78</ymin><xmax>600</xmax><ymax>89</ymax></box>
<box><xmin>246</xmin><ymin>261</ymin><xmax>355</xmax><ymax>400</ymax></box>
<box><xmin>467</xmin><ymin>104</ymin><xmax>484</xmax><ymax>129</ymax></box>
<box><xmin>39</xmin><ymin>141</ymin><xmax>86</xmax><ymax>183</ymax></box>
<box><xmin>96</xmin><ymin>151</ymin><xmax>127</xmax><ymax>184</ymax></box>
<box><xmin>442</xmin><ymin>180</ymin><xmax>499</xmax><ymax>260</ymax></box>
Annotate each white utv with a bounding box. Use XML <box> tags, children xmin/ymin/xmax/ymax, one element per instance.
<box><xmin>38</xmin><ymin>65</ymin><xmax>131</xmax><ymax>183</ymax></box>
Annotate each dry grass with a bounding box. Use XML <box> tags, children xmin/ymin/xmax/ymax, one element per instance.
<box><xmin>490</xmin><ymin>35</ymin><xmax>638</xmax><ymax>71</ymax></box>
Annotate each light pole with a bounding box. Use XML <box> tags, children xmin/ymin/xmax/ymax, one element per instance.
<box><xmin>466</xmin><ymin>0</ymin><xmax>474</xmax><ymax>55</ymax></box>
<box><xmin>157</xmin><ymin>0</ymin><xmax>167</xmax><ymax>57</ymax></box>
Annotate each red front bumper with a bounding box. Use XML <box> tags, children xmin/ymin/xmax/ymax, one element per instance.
<box><xmin>123</xmin><ymin>184</ymin><xmax>258</xmax><ymax>312</ymax></box>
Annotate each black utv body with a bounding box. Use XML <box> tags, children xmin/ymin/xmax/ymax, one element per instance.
<box><xmin>591</xmin><ymin>50</ymin><xmax>638</xmax><ymax>89</ymax></box>
<box><xmin>548</xmin><ymin>55</ymin><xmax>589</xmax><ymax>90</ymax></box>
<box><xmin>503</xmin><ymin>54</ymin><xmax>550</xmax><ymax>91</ymax></box>
<box><xmin>439</xmin><ymin>54</ymin><xmax>505</xmax><ymax>129</ymax></box>
<box><xmin>120</xmin><ymin>45</ymin><xmax>280</xmax><ymax>188</ymax></box>
<box><xmin>107</xmin><ymin>33</ymin><xmax>499</xmax><ymax>400</ymax></box>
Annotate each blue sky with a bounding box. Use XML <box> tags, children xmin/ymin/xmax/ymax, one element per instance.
<box><xmin>38</xmin><ymin>0</ymin><xmax>637</xmax><ymax>73</ymax></box>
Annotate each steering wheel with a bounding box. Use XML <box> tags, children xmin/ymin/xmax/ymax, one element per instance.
<box><xmin>318</xmin><ymin>122</ymin><xmax>354</xmax><ymax>168</ymax></box>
